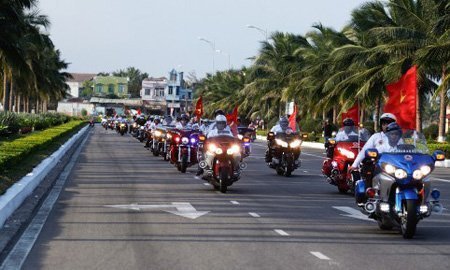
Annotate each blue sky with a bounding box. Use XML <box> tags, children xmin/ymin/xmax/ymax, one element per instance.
<box><xmin>38</xmin><ymin>0</ymin><xmax>367</xmax><ymax>79</ymax></box>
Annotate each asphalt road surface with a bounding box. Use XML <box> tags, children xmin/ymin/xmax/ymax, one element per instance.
<box><xmin>2</xmin><ymin>126</ymin><xmax>450</xmax><ymax>270</ymax></box>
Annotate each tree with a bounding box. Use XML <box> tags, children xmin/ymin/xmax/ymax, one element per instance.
<box><xmin>113</xmin><ymin>67</ymin><xmax>149</xmax><ymax>98</ymax></box>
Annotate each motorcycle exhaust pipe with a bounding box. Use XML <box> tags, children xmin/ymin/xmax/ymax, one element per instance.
<box><xmin>199</xmin><ymin>161</ymin><xmax>207</xmax><ymax>169</ymax></box>
<box><xmin>364</xmin><ymin>202</ymin><xmax>376</xmax><ymax>213</ymax></box>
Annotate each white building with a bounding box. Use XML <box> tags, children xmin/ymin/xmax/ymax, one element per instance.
<box><xmin>67</xmin><ymin>73</ymin><xmax>96</xmax><ymax>98</ymax></box>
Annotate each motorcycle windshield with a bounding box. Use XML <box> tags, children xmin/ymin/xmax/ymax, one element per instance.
<box><xmin>335</xmin><ymin>127</ymin><xmax>370</xmax><ymax>142</ymax></box>
<box><xmin>383</xmin><ymin>129</ymin><xmax>429</xmax><ymax>154</ymax></box>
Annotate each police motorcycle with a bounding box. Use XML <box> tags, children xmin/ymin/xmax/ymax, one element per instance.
<box><xmin>266</xmin><ymin>129</ymin><xmax>302</xmax><ymax>177</ymax></box>
<box><xmin>237</xmin><ymin>127</ymin><xmax>254</xmax><ymax>157</ymax></box>
<box><xmin>168</xmin><ymin>127</ymin><xmax>200</xmax><ymax>173</ymax></box>
<box><xmin>198</xmin><ymin>134</ymin><xmax>247</xmax><ymax>193</ymax></box>
<box><xmin>118</xmin><ymin>121</ymin><xmax>128</xmax><ymax>136</ymax></box>
<box><xmin>150</xmin><ymin>126</ymin><xmax>167</xmax><ymax>157</ymax></box>
<box><xmin>322</xmin><ymin>125</ymin><xmax>370</xmax><ymax>193</ymax></box>
<box><xmin>354</xmin><ymin>126</ymin><xmax>445</xmax><ymax>239</ymax></box>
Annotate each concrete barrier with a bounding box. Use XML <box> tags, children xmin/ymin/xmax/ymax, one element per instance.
<box><xmin>0</xmin><ymin>126</ymin><xmax>89</xmax><ymax>228</ymax></box>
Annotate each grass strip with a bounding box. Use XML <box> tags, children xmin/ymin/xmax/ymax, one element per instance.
<box><xmin>0</xmin><ymin>121</ymin><xmax>87</xmax><ymax>194</ymax></box>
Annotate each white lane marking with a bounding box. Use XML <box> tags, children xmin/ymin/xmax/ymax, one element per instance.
<box><xmin>274</xmin><ymin>229</ymin><xmax>289</xmax><ymax>236</ymax></box>
<box><xmin>194</xmin><ymin>176</ymin><xmax>200</xmax><ymax>179</ymax></box>
<box><xmin>230</xmin><ymin>201</ymin><xmax>240</xmax><ymax>205</ymax></box>
<box><xmin>432</xmin><ymin>177</ymin><xmax>450</xmax><ymax>183</ymax></box>
<box><xmin>333</xmin><ymin>206</ymin><xmax>376</xmax><ymax>222</ymax></box>
<box><xmin>303</xmin><ymin>170</ymin><xmax>309</xmax><ymax>173</ymax></box>
<box><xmin>310</xmin><ymin>251</ymin><xmax>331</xmax><ymax>260</ymax></box>
<box><xmin>249</xmin><ymin>212</ymin><xmax>260</xmax><ymax>218</ymax></box>
<box><xmin>0</xmin><ymin>133</ymin><xmax>90</xmax><ymax>270</ymax></box>
<box><xmin>105</xmin><ymin>202</ymin><xmax>209</xmax><ymax>219</ymax></box>
<box><xmin>203</xmin><ymin>183</ymin><xmax>211</xmax><ymax>186</ymax></box>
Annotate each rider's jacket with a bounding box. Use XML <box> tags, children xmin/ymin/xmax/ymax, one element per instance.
<box><xmin>352</xmin><ymin>132</ymin><xmax>394</xmax><ymax>167</ymax></box>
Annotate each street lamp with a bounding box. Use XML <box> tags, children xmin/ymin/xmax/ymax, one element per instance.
<box><xmin>198</xmin><ymin>37</ymin><xmax>215</xmax><ymax>75</ymax></box>
<box><xmin>246</xmin><ymin>24</ymin><xmax>268</xmax><ymax>41</ymax></box>
<box><xmin>215</xmin><ymin>49</ymin><xmax>231</xmax><ymax>70</ymax></box>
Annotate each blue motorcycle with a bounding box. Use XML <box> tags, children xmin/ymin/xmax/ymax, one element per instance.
<box><xmin>355</xmin><ymin>129</ymin><xmax>445</xmax><ymax>238</ymax></box>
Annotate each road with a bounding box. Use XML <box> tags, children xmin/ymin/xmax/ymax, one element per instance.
<box><xmin>2</xmin><ymin>126</ymin><xmax>450</xmax><ymax>270</ymax></box>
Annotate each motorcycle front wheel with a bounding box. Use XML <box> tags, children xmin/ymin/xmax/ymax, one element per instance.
<box><xmin>401</xmin><ymin>199</ymin><xmax>418</xmax><ymax>239</ymax></box>
<box><xmin>180</xmin><ymin>155</ymin><xmax>188</xmax><ymax>173</ymax></box>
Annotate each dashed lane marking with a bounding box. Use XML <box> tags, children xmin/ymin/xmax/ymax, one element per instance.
<box><xmin>274</xmin><ymin>229</ymin><xmax>289</xmax><ymax>236</ymax></box>
<box><xmin>249</xmin><ymin>212</ymin><xmax>260</xmax><ymax>218</ymax></box>
<box><xmin>310</xmin><ymin>252</ymin><xmax>331</xmax><ymax>260</ymax></box>
<box><xmin>230</xmin><ymin>201</ymin><xmax>240</xmax><ymax>205</ymax></box>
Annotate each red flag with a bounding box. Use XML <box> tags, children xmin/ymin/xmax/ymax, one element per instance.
<box><xmin>288</xmin><ymin>104</ymin><xmax>297</xmax><ymax>131</ymax></box>
<box><xmin>226</xmin><ymin>106</ymin><xmax>239</xmax><ymax>137</ymax></box>
<box><xmin>195</xmin><ymin>96</ymin><xmax>203</xmax><ymax>118</ymax></box>
<box><xmin>341</xmin><ymin>103</ymin><xmax>359</xmax><ymax>125</ymax></box>
<box><xmin>137</xmin><ymin>108</ymin><xmax>141</xmax><ymax>115</ymax></box>
<box><xmin>384</xmin><ymin>66</ymin><xmax>417</xmax><ymax>130</ymax></box>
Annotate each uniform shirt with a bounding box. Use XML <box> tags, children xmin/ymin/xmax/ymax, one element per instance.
<box><xmin>175</xmin><ymin>122</ymin><xmax>192</xmax><ymax>129</ymax></box>
<box><xmin>352</xmin><ymin>132</ymin><xmax>401</xmax><ymax>167</ymax></box>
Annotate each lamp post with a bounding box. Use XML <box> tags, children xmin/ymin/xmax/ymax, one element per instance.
<box><xmin>198</xmin><ymin>37</ymin><xmax>215</xmax><ymax>75</ymax></box>
<box><xmin>215</xmin><ymin>49</ymin><xmax>231</xmax><ymax>70</ymax></box>
<box><xmin>246</xmin><ymin>24</ymin><xmax>268</xmax><ymax>41</ymax></box>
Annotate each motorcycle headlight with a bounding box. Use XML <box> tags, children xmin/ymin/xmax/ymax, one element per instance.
<box><xmin>394</xmin><ymin>169</ymin><xmax>407</xmax><ymax>179</ymax></box>
<box><xmin>154</xmin><ymin>130</ymin><xmax>162</xmax><ymax>137</ymax></box>
<box><xmin>120</xmin><ymin>124</ymin><xmax>125</xmax><ymax>127</ymax></box>
<box><xmin>338</xmin><ymin>148</ymin><xmax>355</xmax><ymax>159</ymax></box>
<box><xmin>227</xmin><ymin>144</ymin><xmax>240</xmax><ymax>155</ymax></box>
<box><xmin>383</xmin><ymin>164</ymin><xmax>396</xmax><ymax>175</ymax></box>
<box><xmin>215</xmin><ymin>148</ymin><xmax>223</xmax><ymax>155</ymax></box>
<box><xmin>208</xmin><ymin>143</ymin><xmax>217</xmax><ymax>153</ymax></box>
<box><xmin>133</xmin><ymin>123</ymin><xmax>137</xmax><ymax>127</ymax></box>
<box><xmin>140</xmin><ymin>126</ymin><xmax>145</xmax><ymax>130</ymax></box>
<box><xmin>413</xmin><ymin>170</ymin><xmax>423</xmax><ymax>180</ymax></box>
<box><xmin>238</xmin><ymin>134</ymin><xmax>243</xmax><ymax>140</ymax></box>
<box><xmin>289</xmin><ymin>139</ymin><xmax>302</xmax><ymax>148</ymax></box>
<box><xmin>190</xmin><ymin>138</ymin><xmax>197</xmax><ymax>144</ymax></box>
<box><xmin>275</xmin><ymin>139</ymin><xmax>288</xmax><ymax>148</ymax></box>
<box><xmin>181</xmin><ymin>137</ymin><xmax>189</xmax><ymax>144</ymax></box>
<box><xmin>420</xmin><ymin>165</ymin><xmax>431</xmax><ymax>176</ymax></box>
<box><xmin>166</xmin><ymin>133</ymin><xmax>172</xmax><ymax>139</ymax></box>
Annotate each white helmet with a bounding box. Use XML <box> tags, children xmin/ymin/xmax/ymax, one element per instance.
<box><xmin>215</xmin><ymin>115</ymin><xmax>227</xmax><ymax>131</ymax></box>
<box><xmin>380</xmin><ymin>113</ymin><xmax>397</xmax><ymax>122</ymax></box>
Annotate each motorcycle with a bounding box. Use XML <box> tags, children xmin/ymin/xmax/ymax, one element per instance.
<box><xmin>322</xmin><ymin>127</ymin><xmax>370</xmax><ymax>193</ymax></box>
<box><xmin>237</xmin><ymin>127</ymin><xmax>253</xmax><ymax>157</ymax></box>
<box><xmin>198</xmin><ymin>135</ymin><xmax>247</xmax><ymax>193</ymax></box>
<box><xmin>137</xmin><ymin>126</ymin><xmax>146</xmax><ymax>142</ymax></box>
<box><xmin>168</xmin><ymin>128</ymin><xmax>200</xmax><ymax>173</ymax></box>
<box><xmin>150</xmin><ymin>127</ymin><xmax>167</xmax><ymax>157</ymax></box>
<box><xmin>354</xmin><ymin>129</ymin><xmax>445</xmax><ymax>239</ymax></box>
<box><xmin>266</xmin><ymin>131</ymin><xmax>302</xmax><ymax>177</ymax></box>
<box><xmin>119</xmin><ymin>122</ymin><xmax>127</xmax><ymax>136</ymax></box>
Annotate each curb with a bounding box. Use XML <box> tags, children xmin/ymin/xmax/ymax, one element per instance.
<box><xmin>256</xmin><ymin>135</ymin><xmax>450</xmax><ymax>167</ymax></box>
<box><xmin>0</xmin><ymin>125</ymin><xmax>89</xmax><ymax>228</ymax></box>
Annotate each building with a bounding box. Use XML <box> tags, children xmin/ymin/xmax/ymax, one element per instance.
<box><xmin>66</xmin><ymin>73</ymin><xmax>96</xmax><ymax>98</ymax></box>
<box><xmin>165</xmin><ymin>69</ymin><xmax>192</xmax><ymax>116</ymax></box>
<box><xmin>140</xmin><ymin>69</ymin><xmax>192</xmax><ymax>116</ymax></box>
<box><xmin>140</xmin><ymin>77</ymin><xmax>167</xmax><ymax>115</ymax></box>
<box><xmin>92</xmin><ymin>76</ymin><xmax>129</xmax><ymax>98</ymax></box>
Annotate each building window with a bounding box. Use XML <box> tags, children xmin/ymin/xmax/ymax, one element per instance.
<box><xmin>188</xmin><ymin>92</ymin><xmax>191</xmax><ymax>99</ymax></box>
<box><xmin>108</xmin><ymin>84</ymin><xmax>114</xmax><ymax>94</ymax></box>
<box><xmin>95</xmin><ymin>84</ymin><xmax>103</xmax><ymax>93</ymax></box>
<box><xmin>168</xmin><ymin>86</ymin><xmax>173</xmax><ymax>95</ymax></box>
<box><xmin>118</xmin><ymin>84</ymin><xmax>125</xmax><ymax>93</ymax></box>
<box><xmin>176</xmin><ymin>86</ymin><xmax>180</xmax><ymax>96</ymax></box>
<box><xmin>145</xmin><ymin>88</ymin><xmax>150</xmax><ymax>95</ymax></box>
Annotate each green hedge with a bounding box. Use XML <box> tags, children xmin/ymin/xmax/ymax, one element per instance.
<box><xmin>428</xmin><ymin>143</ymin><xmax>450</xmax><ymax>159</ymax></box>
<box><xmin>0</xmin><ymin>112</ymin><xmax>72</xmax><ymax>136</ymax></box>
<box><xmin>0</xmin><ymin>120</ymin><xmax>86</xmax><ymax>174</ymax></box>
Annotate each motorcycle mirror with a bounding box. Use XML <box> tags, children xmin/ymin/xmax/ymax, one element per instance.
<box><xmin>433</xmin><ymin>150</ymin><xmax>446</xmax><ymax>161</ymax></box>
<box><xmin>365</xmin><ymin>148</ymin><xmax>378</xmax><ymax>158</ymax></box>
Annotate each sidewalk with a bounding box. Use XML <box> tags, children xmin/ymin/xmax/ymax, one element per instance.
<box><xmin>256</xmin><ymin>135</ymin><xmax>450</xmax><ymax>168</ymax></box>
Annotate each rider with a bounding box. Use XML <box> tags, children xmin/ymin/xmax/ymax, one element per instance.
<box><xmin>265</xmin><ymin>116</ymin><xmax>293</xmax><ymax>162</ymax></box>
<box><xmin>335</xmin><ymin>118</ymin><xmax>358</xmax><ymax>141</ymax></box>
<box><xmin>349</xmin><ymin>113</ymin><xmax>397</xmax><ymax>171</ymax></box>
<box><xmin>176</xmin><ymin>114</ymin><xmax>191</xmax><ymax>129</ymax></box>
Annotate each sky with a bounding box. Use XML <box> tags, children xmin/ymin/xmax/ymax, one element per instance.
<box><xmin>37</xmin><ymin>0</ymin><xmax>367</xmax><ymax>79</ymax></box>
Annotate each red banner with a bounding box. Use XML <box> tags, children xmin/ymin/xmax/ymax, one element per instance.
<box><xmin>288</xmin><ymin>104</ymin><xmax>297</xmax><ymax>131</ymax></box>
<box><xmin>384</xmin><ymin>66</ymin><xmax>417</xmax><ymax>130</ymax></box>
<box><xmin>226</xmin><ymin>106</ymin><xmax>239</xmax><ymax>137</ymax></box>
<box><xmin>194</xmin><ymin>96</ymin><xmax>203</xmax><ymax>118</ymax></box>
<box><xmin>341</xmin><ymin>103</ymin><xmax>359</xmax><ymax>125</ymax></box>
